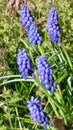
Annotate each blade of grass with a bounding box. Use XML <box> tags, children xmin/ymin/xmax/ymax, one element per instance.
<box><xmin>61</xmin><ymin>44</ymin><xmax>73</xmax><ymax>70</ymax></box>
<box><xmin>0</xmin><ymin>78</ymin><xmax>35</xmax><ymax>86</ymax></box>
<box><xmin>15</xmin><ymin>107</ymin><xmax>22</xmax><ymax>130</ymax></box>
<box><xmin>0</xmin><ymin>75</ymin><xmax>21</xmax><ymax>80</ymax></box>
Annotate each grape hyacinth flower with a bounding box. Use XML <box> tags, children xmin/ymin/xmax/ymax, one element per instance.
<box><xmin>37</xmin><ymin>56</ymin><xmax>57</xmax><ymax>93</ymax></box>
<box><xmin>20</xmin><ymin>5</ymin><xmax>42</xmax><ymax>45</ymax></box>
<box><xmin>17</xmin><ymin>49</ymin><xmax>34</xmax><ymax>79</ymax></box>
<box><xmin>27</xmin><ymin>96</ymin><xmax>52</xmax><ymax>130</ymax></box>
<box><xmin>48</xmin><ymin>7</ymin><xmax>61</xmax><ymax>43</ymax></box>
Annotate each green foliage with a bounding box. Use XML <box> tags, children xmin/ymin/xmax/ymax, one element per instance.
<box><xmin>56</xmin><ymin>0</ymin><xmax>73</xmax><ymax>44</ymax></box>
<box><xmin>0</xmin><ymin>0</ymin><xmax>73</xmax><ymax>130</ymax></box>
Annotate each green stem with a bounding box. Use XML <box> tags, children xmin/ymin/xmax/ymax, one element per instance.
<box><xmin>38</xmin><ymin>45</ymin><xmax>45</xmax><ymax>56</ymax></box>
<box><xmin>43</xmin><ymin>88</ymin><xmax>59</xmax><ymax>116</ymax></box>
<box><xmin>35</xmin><ymin>79</ymin><xmax>59</xmax><ymax>116</ymax></box>
<box><xmin>35</xmin><ymin>78</ymin><xmax>67</xmax><ymax>124</ymax></box>
<box><xmin>19</xmin><ymin>38</ymin><xmax>29</xmax><ymax>49</ymax></box>
<box><xmin>15</xmin><ymin>107</ymin><xmax>22</xmax><ymax>130</ymax></box>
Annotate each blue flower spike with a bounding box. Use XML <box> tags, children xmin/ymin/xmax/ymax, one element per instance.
<box><xmin>27</xmin><ymin>96</ymin><xmax>52</xmax><ymax>130</ymax></box>
<box><xmin>37</xmin><ymin>56</ymin><xmax>57</xmax><ymax>93</ymax></box>
<box><xmin>20</xmin><ymin>5</ymin><xmax>42</xmax><ymax>45</ymax></box>
<box><xmin>17</xmin><ymin>49</ymin><xmax>34</xmax><ymax>79</ymax></box>
<box><xmin>48</xmin><ymin>7</ymin><xmax>61</xmax><ymax>44</ymax></box>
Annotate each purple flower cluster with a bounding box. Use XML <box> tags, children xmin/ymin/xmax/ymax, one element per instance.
<box><xmin>37</xmin><ymin>56</ymin><xmax>57</xmax><ymax>93</ymax></box>
<box><xmin>20</xmin><ymin>5</ymin><xmax>42</xmax><ymax>45</ymax></box>
<box><xmin>27</xmin><ymin>96</ymin><xmax>52</xmax><ymax>130</ymax></box>
<box><xmin>48</xmin><ymin>7</ymin><xmax>61</xmax><ymax>43</ymax></box>
<box><xmin>17</xmin><ymin>49</ymin><xmax>34</xmax><ymax>79</ymax></box>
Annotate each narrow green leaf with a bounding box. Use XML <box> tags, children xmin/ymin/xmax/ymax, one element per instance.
<box><xmin>0</xmin><ymin>78</ymin><xmax>35</xmax><ymax>86</ymax></box>
<box><xmin>57</xmin><ymin>73</ymin><xmax>67</xmax><ymax>83</ymax></box>
<box><xmin>0</xmin><ymin>75</ymin><xmax>21</xmax><ymax>80</ymax></box>
<box><xmin>61</xmin><ymin>45</ymin><xmax>73</xmax><ymax>70</ymax></box>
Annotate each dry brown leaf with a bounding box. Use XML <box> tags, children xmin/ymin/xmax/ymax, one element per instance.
<box><xmin>53</xmin><ymin>117</ymin><xmax>67</xmax><ymax>130</ymax></box>
<box><xmin>7</xmin><ymin>0</ymin><xmax>14</xmax><ymax>9</ymax></box>
<box><xmin>7</xmin><ymin>0</ymin><xmax>36</xmax><ymax>14</ymax></box>
<box><xmin>13</xmin><ymin>0</ymin><xmax>20</xmax><ymax>11</ymax></box>
<box><xmin>27</xmin><ymin>0</ymin><xmax>36</xmax><ymax>11</ymax></box>
<box><xmin>36</xmin><ymin>20</ymin><xmax>46</xmax><ymax>26</ymax></box>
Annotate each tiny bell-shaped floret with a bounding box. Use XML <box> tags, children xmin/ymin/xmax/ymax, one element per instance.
<box><xmin>27</xmin><ymin>96</ymin><xmax>52</xmax><ymax>130</ymax></box>
<box><xmin>20</xmin><ymin>5</ymin><xmax>42</xmax><ymax>45</ymax></box>
<box><xmin>17</xmin><ymin>49</ymin><xmax>34</xmax><ymax>79</ymax></box>
<box><xmin>37</xmin><ymin>56</ymin><xmax>57</xmax><ymax>93</ymax></box>
<box><xmin>48</xmin><ymin>7</ymin><xmax>61</xmax><ymax>44</ymax></box>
